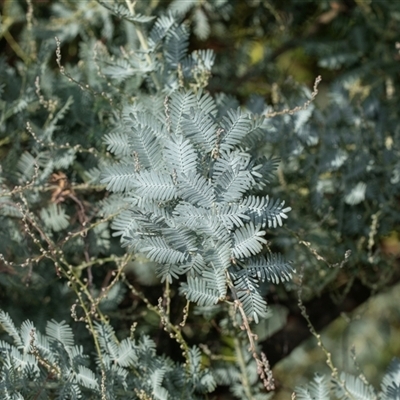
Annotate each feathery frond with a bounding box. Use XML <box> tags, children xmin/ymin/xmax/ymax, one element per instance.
<box><xmin>232</xmin><ymin>223</ymin><xmax>267</xmax><ymax>259</ymax></box>
<box><xmin>333</xmin><ymin>372</ymin><xmax>376</xmax><ymax>400</ymax></box>
<box><xmin>164</xmin><ymin>135</ymin><xmax>198</xmax><ymax>177</ymax></box>
<box><xmin>178</xmin><ymin>171</ymin><xmax>215</xmax><ymax>208</ymax></box>
<box><xmin>243</xmin><ymin>253</ymin><xmax>294</xmax><ymax>284</ymax></box>
<box><xmin>103</xmin><ymin>130</ymin><xmax>130</xmax><ymax>158</ymax></box>
<box><xmin>101</xmin><ymin>164</ymin><xmax>136</xmax><ymax>192</ymax></box>
<box><xmin>40</xmin><ymin>204</ymin><xmax>69</xmax><ymax>232</ymax></box>
<box><xmin>46</xmin><ymin>320</ymin><xmax>74</xmax><ymax>348</ymax></box>
<box><xmin>182</xmin><ymin>107</ymin><xmax>218</xmax><ymax>153</ymax></box>
<box><xmin>0</xmin><ymin>311</ymin><xmax>23</xmax><ymax>349</ymax></box>
<box><xmin>240</xmin><ymin>195</ymin><xmax>291</xmax><ymax>228</ymax></box>
<box><xmin>296</xmin><ymin>374</ymin><xmax>330</xmax><ymax>400</ymax></box>
<box><xmin>142</xmin><ymin>236</ymin><xmax>188</xmax><ymax>264</ymax></box>
<box><xmin>132</xmin><ymin>170</ymin><xmax>177</xmax><ymax>201</ymax></box>
<box><xmin>169</xmin><ymin>90</ymin><xmax>197</xmax><ymax>135</ymax></box>
<box><xmin>181</xmin><ymin>276</ymin><xmax>220</xmax><ymax>306</ymax></box>
<box><xmin>231</xmin><ymin>274</ymin><xmax>268</xmax><ymax>323</ymax></box>
<box><xmin>220</xmin><ymin>109</ymin><xmax>251</xmax><ymax>151</ymax></box>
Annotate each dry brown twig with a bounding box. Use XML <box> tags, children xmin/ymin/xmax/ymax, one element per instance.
<box><xmin>234</xmin><ymin>299</ymin><xmax>275</xmax><ymax>391</ymax></box>
<box><xmin>265</xmin><ymin>75</ymin><xmax>322</xmax><ymax>118</ymax></box>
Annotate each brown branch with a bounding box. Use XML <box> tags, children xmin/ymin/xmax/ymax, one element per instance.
<box><xmin>265</xmin><ymin>75</ymin><xmax>322</xmax><ymax>118</ymax></box>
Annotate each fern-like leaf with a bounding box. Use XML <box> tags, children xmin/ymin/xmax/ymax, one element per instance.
<box><xmin>169</xmin><ymin>90</ymin><xmax>197</xmax><ymax>135</ymax></box>
<box><xmin>191</xmin><ymin>49</ymin><xmax>215</xmax><ymax>71</ymax></box>
<box><xmin>195</xmin><ymin>89</ymin><xmax>218</xmax><ymax>117</ymax></box>
<box><xmin>17</xmin><ymin>152</ymin><xmax>37</xmax><ymax>181</ymax></box>
<box><xmin>46</xmin><ymin>320</ymin><xmax>74</xmax><ymax>348</ymax></box>
<box><xmin>101</xmin><ymin>58</ymin><xmax>144</xmax><ymax>82</ymax></box>
<box><xmin>157</xmin><ymin>262</ymin><xmax>189</xmax><ymax>283</ymax></box>
<box><xmin>296</xmin><ymin>373</ymin><xmax>330</xmax><ymax>400</ymax></box>
<box><xmin>181</xmin><ymin>276</ymin><xmax>220</xmax><ymax>306</ymax></box>
<box><xmin>232</xmin><ymin>274</ymin><xmax>268</xmax><ymax>323</ymax></box>
<box><xmin>249</xmin><ymin>157</ymin><xmax>280</xmax><ymax>189</ymax></box>
<box><xmin>178</xmin><ymin>171</ymin><xmax>215</xmax><ymax>208</ymax></box>
<box><xmin>243</xmin><ymin>253</ymin><xmax>294</xmax><ymax>284</ymax></box>
<box><xmin>182</xmin><ymin>107</ymin><xmax>218</xmax><ymax>153</ymax></box>
<box><xmin>184</xmin><ymin>253</ymin><xmax>206</xmax><ymax>275</ymax></box>
<box><xmin>232</xmin><ymin>222</ymin><xmax>267</xmax><ymax>259</ymax></box>
<box><xmin>220</xmin><ymin>109</ymin><xmax>251</xmax><ymax>151</ymax></box>
<box><xmin>111</xmin><ymin>209</ymin><xmax>139</xmax><ymax>238</ymax></box>
<box><xmin>103</xmin><ymin>130</ymin><xmax>130</xmax><ymax>158</ymax></box>
<box><xmin>76</xmin><ymin>365</ymin><xmax>99</xmax><ymax>390</ymax></box>
<box><xmin>214</xmin><ymin>203</ymin><xmax>250</xmax><ymax>229</ymax></box>
<box><xmin>151</xmin><ymin>367</ymin><xmax>169</xmax><ymax>400</ymax></box>
<box><xmin>204</xmin><ymin>242</ymin><xmax>231</xmax><ymax>273</ymax></box>
<box><xmin>162</xmin><ymin>226</ymin><xmax>198</xmax><ymax>253</ymax></box>
<box><xmin>174</xmin><ymin>203</ymin><xmax>230</xmax><ymax>242</ymax></box>
<box><xmin>19</xmin><ymin>320</ymin><xmax>35</xmax><ymax>355</ymax></box>
<box><xmin>333</xmin><ymin>372</ymin><xmax>375</xmax><ymax>400</ymax></box>
<box><xmin>100</xmin><ymin>164</ymin><xmax>136</xmax><ymax>192</ymax></box>
<box><xmin>240</xmin><ymin>195</ymin><xmax>291</xmax><ymax>228</ymax></box>
<box><xmin>173</xmin><ymin>202</ymin><xmax>208</xmax><ymax>230</ymax></box>
<box><xmin>214</xmin><ymin>163</ymin><xmax>253</xmax><ymax>203</ymax></box>
<box><xmin>129</xmin><ymin>124</ymin><xmax>164</xmax><ymax>171</ymax></box>
<box><xmin>94</xmin><ymin>323</ymin><xmax>119</xmax><ymax>361</ymax></box>
<box><xmin>142</xmin><ymin>236</ymin><xmax>188</xmax><ymax>264</ymax></box>
<box><xmin>98</xmin><ymin>2</ymin><xmax>155</xmax><ymax>23</ymax></box>
<box><xmin>202</xmin><ymin>264</ymin><xmax>227</xmax><ymax>299</ymax></box>
<box><xmin>126</xmin><ymin>110</ymin><xmax>166</xmax><ymax>139</ymax></box>
<box><xmin>40</xmin><ymin>204</ymin><xmax>69</xmax><ymax>232</ymax></box>
<box><xmin>164</xmin><ymin>135</ymin><xmax>198</xmax><ymax>177</ymax></box>
<box><xmin>0</xmin><ymin>311</ymin><xmax>23</xmax><ymax>348</ymax></box>
<box><xmin>164</xmin><ymin>24</ymin><xmax>189</xmax><ymax>68</ymax></box>
<box><xmin>149</xmin><ymin>13</ymin><xmax>177</xmax><ymax>47</ymax></box>
<box><xmin>132</xmin><ymin>170</ymin><xmax>177</xmax><ymax>201</ymax></box>
<box><xmin>115</xmin><ymin>338</ymin><xmax>137</xmax><ymax>367</ymax></box>
<box><xmin>381</xmin><ymin>358</ymin><xmax>400</xmax><ymax>400</ymax></box>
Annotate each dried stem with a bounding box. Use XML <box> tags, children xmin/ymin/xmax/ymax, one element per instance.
<box><xmin>265</xmin><ymin>75</ymin><xmax>322</xmax><ymax>118</ymax></box>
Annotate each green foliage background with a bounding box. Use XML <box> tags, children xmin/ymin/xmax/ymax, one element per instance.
<box><xmin>0</xmin><ymin>0</ymin><xmax>399</xmax><ymax>399</ymax></box>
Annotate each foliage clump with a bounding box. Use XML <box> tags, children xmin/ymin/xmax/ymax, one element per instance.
<box><xmin>1</xmin><ymin>1</ymin><xmax>400</xmax><ymax>399</ymax></box>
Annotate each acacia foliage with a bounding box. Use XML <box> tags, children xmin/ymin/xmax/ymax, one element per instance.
<box><xmin>0</xmin><ymin>1</ymin><xmax>400</xmax><ymax>399</ymax></box>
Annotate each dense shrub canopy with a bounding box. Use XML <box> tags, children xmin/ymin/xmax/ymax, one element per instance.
<box><xmin>0</xmin><ymin>1</ymin><xmax>399</xmax><ymax>399</ymax></box>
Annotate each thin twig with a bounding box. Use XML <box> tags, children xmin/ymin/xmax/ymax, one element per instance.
<box><xmin>265</xmin><ymin>76</ymin><xmax>322</xmax><ymax>118</ymax></box>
